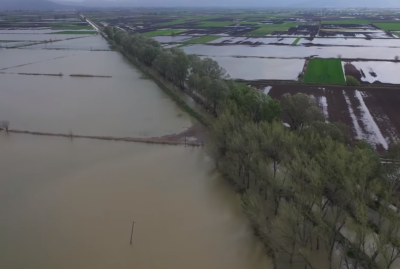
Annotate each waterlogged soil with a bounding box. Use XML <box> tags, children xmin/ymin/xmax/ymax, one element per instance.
<box><xmin>256</xmin><ymin>84</ymin><xmax>400</xmax><ymax>151</ymax></box>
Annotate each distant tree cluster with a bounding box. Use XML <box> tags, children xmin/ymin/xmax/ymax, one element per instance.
<box><xmin>104</xmin><ymin>25</ymin><xmax>400</xmax><ymax>269</ymax></box>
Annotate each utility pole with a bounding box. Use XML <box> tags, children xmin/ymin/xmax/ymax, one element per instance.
<box><xmin>130</xmin><ymin>221</ymin><xmax>135</xmax><ymax>245</ymax></box>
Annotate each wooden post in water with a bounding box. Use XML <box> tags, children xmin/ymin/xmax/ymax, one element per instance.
<box><xmin>130</xmin><ymin>221</ymin><xmax>135</xmax><ymax>245</ymax></box>
<box><xmin>184</xmin><ymin>130</ymin><xmax>187</xmax><ymax>148</ymax></box>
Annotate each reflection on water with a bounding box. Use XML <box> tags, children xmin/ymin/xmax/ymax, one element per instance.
<box><xmin>0</xmin><ymin>133</ymin><xmax>272</xmax><ymax>269</ymax></box>
<box><xmin>203</xmin><ymin>56</ymin><xmax>304</xmax><ymax>80</ymax></box>
<box><xmin>183</xmin><ymin>44</ymin><xmax>400</xmax><ymax>60</ymax></box>
<box><xmin>0</xmin><ymin>35</ymin><xmax>272</xmax><ymax>269</ymax></box>
<box><xmin>0</xmin><ymin>49</ymin><xmax>194</xmax><ymax>137</ymax></box>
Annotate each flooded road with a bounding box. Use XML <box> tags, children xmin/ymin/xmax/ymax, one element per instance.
<box><xmin>0</xmin><ymin>35</ymin><xmax>272</xmax><ymax>269</ymax></box>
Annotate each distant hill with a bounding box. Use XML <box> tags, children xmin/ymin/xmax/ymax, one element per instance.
<box><xmin>292</xmin><ymin>0</ymin><xmax>400</xmax><ymax>7</ymax></box>
<box><xmin>0</xmin><ymin>0</ymin><xmax>69</xmax><ymax>10</ymax></box>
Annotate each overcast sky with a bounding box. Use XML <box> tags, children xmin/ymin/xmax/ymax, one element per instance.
<box><xmin>56</xmin><ymin>0</ymin><xmax>400</xmax><ymax>7</ymax></box>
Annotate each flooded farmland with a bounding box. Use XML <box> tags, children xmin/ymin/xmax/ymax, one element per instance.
<box><xmin>204</xmin><ymin>56</ymin><xmax>305</xmax><ymax>80</ymax></box>
<box><xmin>183</xmin><ymin>43</ymin><xmax>400</xmax><ymax>60</ymax></box>
<box><xmin>0</xmin><ymin>33</ymin><xmax>273</xmax><ymax>269</ymax></box>
<box><xmin>0</xmin><ymin>47</ymin><xmax>193</xmax><ymax>137</ymax></box>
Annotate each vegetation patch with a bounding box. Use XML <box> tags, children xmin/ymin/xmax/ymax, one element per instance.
<box><xmin>322</xmin><ymin>19</ymin><xmax>369</xmax><ymax>24</ymax></box>
<box><xmin>197</xmin><ymin>21</ymin><xmax>234</xmax><ymax>27</ymax></box>
<box><xmin>50</xmin><ymin>31</ymin><xmax>97</xmax><ymax>35</ymax></box>
<box><xmin>143</xmin><ymin>29</ymin><xmax>186</xmax><ymax>37</ymax></box>
<box><xmin>249</xmin><ymin>22</ymin><xmax>298</xmax><ymax>35</ymax></box>
<box><xmin>70</xmin><ymin>74</ymin><xmax>111</xmax><ymax>78</ymax></box>
<box><xmin>291</xmin><ymin>37</ymin><xmax>301</xmax><ymax>45</ymax></box>
<box><xmin>238</xmin><ymin>21</ymin><xmax>260</xmax><ymax>25</ymax></box>
<box><xmin>183</xmin><ymin>35</ymin><xmax>221</xmax><ymax>44</ymax></box>
<box><xmin>304</xmin><ymin>58</ymin><xmax>345</xmax><ymax>84</ymax></box>
<box><xmin>374</xmin><ymin>23</ymin><xmax>400</xmax><ymax>31</ymax></box>
<box><xmin>51</xmin><ymin>25</ymin><xmax>93</xmax><ymax>30</ymax></box>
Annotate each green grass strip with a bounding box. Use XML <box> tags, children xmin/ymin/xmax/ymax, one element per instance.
<box><xmin>304</xmin><ymin>58</ymin><xmax>345</xmax><ymax>84</ymax></box>
<box><xmin>322</xmin><ymin>19</ymin><xmax>369</xmax><ymax>24</ymax></box>
<box><xmin>183</xmin><ymin>35</ymin><xmax>221</xmax><ymax>44</ymax></box>
<box><xmin>374</xmin><ymin>23</ymin><xmax>400</xmax><ymax>31</ymax></box>
<box><xmin>143</xmin><ymin>29</ymin><xmax>186</xmax><ymax>37</ymax></box>
<box><xmin>50</xmin><ymin>31</ymin><xmax>97</xmax><ymax>35</ymax></box>
<box><xmin>291</xmin><ymin>37</ymin><xmax>301</xmax><ymax>45</ymax></box>
<box><xmin>249</xmin><ymin>22</ymin><xmax>298</xmax><ymax>36</ymax></box>
<box><xmin>51</xmin><ymin>25</ymin><xmax>93</xmax><ymax>30</ymax></box>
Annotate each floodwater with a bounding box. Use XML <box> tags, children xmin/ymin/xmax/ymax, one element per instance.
<box><xmin>0</xmin><ymin>33</ymin><xmax>272</xmax><ymax>269</ymax></box>
<box><xmin>183</xmin><ymin>44</ymin><xmax>400</xmax><ymax>60</ymax></box>
<box><xmin>0</xmin><ymin>48</ymin><xmax>193</xmax><ymax>137</ymax></box>
<box><xmin>0</xmin><ymin>33</ymin><xmax>92</xmax><ymax>41</ymax></box>
<box><xmin>25</xmin><ymin>35</ymin><xmax>110</xmax><ymax>50</ymax></box>
<box><xmin>0</xmin><ymin>134</ymin><xmax>271</xmax><ymax>269</ymax></box>
<box><xmin>204</xmin><ymin>56</ymin><xmax>304</xmax><ymax>80</ymax></box>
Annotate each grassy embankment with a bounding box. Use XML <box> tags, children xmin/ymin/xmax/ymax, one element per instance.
<box><xmin>183</xmin><ymin>35</ymin><xmax>221</xmax><ymax>44</ymax></box>
<box><xmin>249</xmin><ymin>22</ymin><xmax>298</xmax><ymax>35</ymax></box>
<box><xmin>51</xmin><ymin>31</ymin><xmax>97</xmax><ymax>35</ymax></box>
<box><xmin>291</xmin><ymin>37</ymin><xmax>301</xmax><ymax>45</ymax></box>
<box><xmin>51</xmin><ymin>25</ymin><xmax>93</xmax><ymax>30</ymax></box>
<box><xmin>143</xmin><ymin>29</ymin><xmax>186</xmax><ymax>37</ymax></box>
<box><xmin>304</xmin><ymin>58</ymin><xmax>345</xmax><ymax>84</ymax></box>
<box><xmin>321</xmin><ymin>19</ymin><xmax>370</xmax><ymax>24</ymax></box>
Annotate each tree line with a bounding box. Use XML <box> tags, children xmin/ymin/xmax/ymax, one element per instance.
<box><xmin>104</xmin><ymin>26</ymin><xmax>400</xmax><ymax>269</ymax></box>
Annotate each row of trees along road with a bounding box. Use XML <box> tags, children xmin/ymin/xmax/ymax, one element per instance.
<box><xmin>104</xmin><ymin>26</ymin><xmax>400</xmax><ymax>269</ymax></box>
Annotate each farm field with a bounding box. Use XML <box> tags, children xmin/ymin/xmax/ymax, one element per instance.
<box><xmin>4</xmin><ymin>9</ymin><xmax>400</xmax><ymax>150</ymax></box>
<box><xmin>304</xmin><ymin>59</ymin><xmax>345</xmax><ymax>84</ymax></box>
<box><xmin>342</xmin><ymin>61</ymin><xmax>400</xmax><ymax>84</ymax></box>
<box><xmin>259</xmin><ymin>84</ymin><xmax>400</xmax><ymax>151</ymax></box>
<box><xmin>374</xmin><ymin>23</ymin><xmax>400</xmax><ymax>31</ymax></box>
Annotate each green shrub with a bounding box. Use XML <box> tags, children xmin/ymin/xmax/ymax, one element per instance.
<box><xmin>346</xmin><ymin>75</ymin><xmax>360</xmax><ymax>86</ymax></box>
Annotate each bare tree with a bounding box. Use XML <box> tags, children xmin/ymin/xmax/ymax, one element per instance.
<box><xmin>0</xmin><ymin>121</ymin><xmax>10</xmax><ymax>132</ymax></box>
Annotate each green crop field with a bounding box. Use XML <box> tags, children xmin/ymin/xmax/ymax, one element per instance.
<box><xmin>183</xmin><ymin>35</ymin><xmax>221</xmax><ymax>44</ymax></box>
<box><xmin>249</xmin><ymin>22</ymin><xmax>298</xmax><ymax>36</ymax></box>
<box><xmin>292</xmin><ymin>37</ymin><xmax>301</xmax><ymax>45</ymax></box>
<box><xmin>51</xmin><ymin>31</ymin><xmax>97</xmax><ymax>35</ymax></box>
<box><xmin>374</xmin><ymin>23</ymin><xmax>400</xmax><ymax>31</ymax></box>
<box><xmin>143</xmin><ymin>29</ymin><xmax>186</xmax><ymax>37</ymax></box>
<box><xmin>197</xmin><ymin>21</ymin><xmax>234</xmax><ymax>27</ymax></box>
<box><xmin>304</xmin><ymin>59</ymin><xmax>345</xmax><ymax>84</ymax></box>
<box><xmin>51</xmin><ymin>25</ymin><xmax>93</xmax><ymax>30</ymax></box>
<box><xmin>238</xmin><ymin>21</ymin><xmax>260</xmax><ymax>25</ymax></box>
<box><xmin>322</xmin><ymin>19</ymin><xmax>369</xmax><ymax>24</ymax></box>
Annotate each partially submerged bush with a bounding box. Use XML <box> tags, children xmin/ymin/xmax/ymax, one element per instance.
<box><xmin>346</xmin><ymin>75</ymin><xmax>360</xmax><ymax>86</ymax></box>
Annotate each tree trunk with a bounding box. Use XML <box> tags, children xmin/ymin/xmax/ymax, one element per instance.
<box><xmin>289</xmin><ymin>240</ymin><xmax>296</xmax><ymax>263</ymax></box>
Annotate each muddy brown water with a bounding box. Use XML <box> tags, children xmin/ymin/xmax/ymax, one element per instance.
<box><xmin>0</xmin><ymin>36</ymin><xmax>273</xmax><ymax>269</ymax></box>
<box><xmin>0</xmin><ymin>134</ymin><xmax>272</xmax><ymax>269</ymax></box>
